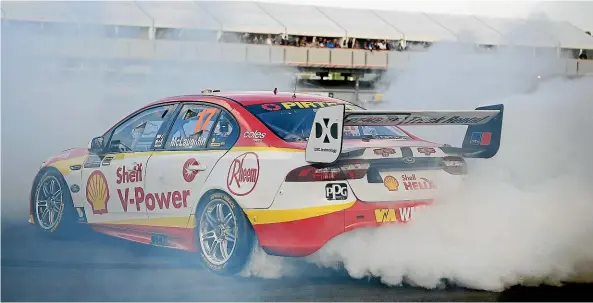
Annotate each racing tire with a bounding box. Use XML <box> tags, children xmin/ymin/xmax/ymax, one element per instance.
<box><xmin>195</xmin><ymin>190</ymin><xmax>255</xmax><ymax>275</ymax></box>
<box><xmin>31</xmin><ymin>169</ymin><xmax>79</xmax><ymax>238</ymax></box>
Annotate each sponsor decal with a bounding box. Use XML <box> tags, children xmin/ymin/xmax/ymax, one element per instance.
<box><xmin>243</xmin><ymin>130</ymin><xmax>266</xmax><ymax>142</ymax></box>
<box><xmin>261</xmin><ymin>101</ymin><xmax>356</xmax><ymax>111</ymax></box>
<box><xmin>83</xmin><ymin>155</ymin><xmax>102</xmax><ymax>168</ymax></box>
<box><xmin>345</xmin><ymin>114</ymin><xmax>410</xmax><ymax>125</ymax></box>
<box><xmin>279</xmin><ymin>101</ymin><xmax>337</xmax><ymax>110</ymax></box>
<box><xmin>325</xmin><ymin>183</ymin><xmax>348</xmax><ymax>200</ymax></box>
<box><xmin>169</xmin><ymin>136</ymin><xmax>207</xmax><ymax>148</ymax></box>
<box><xmin>374</xmin><ymin>148</ymin><xmax>396</xmax><ymax>157</ymax></box>
<box><xmin>227</xmin><ymin>152</ymin><xmax>260</xmax><ymax>196</ymax></box>
<box><xmin>183</xmin><ymin>158</ymin><xmax>200</xmax><ymax>183</ymax></box>
<box><xmin>118</xmin><ymin>187</ymin><xmax>191</xmax><ymax>212</ymax></box>
<box><xmin>102</xmin><ymin>156</ymin><xmax>113</xmax><ymax>166</ymax></box>
<box><xmin>383</xmin><ymin>175</ymin><xmax>399</xmax><ymax>191</ymax></box>
<box><xmin>86</xmin><ymin>170</ymin><xmax>110</xmax><ymax>214</ymax></box>
<box><xmin>115</xmin><ymin>162</ymin><xmax>191</xmax><ymax>212</ymax></box>
<box><xmin>154</xmin><ymin>134</ymin><xmax>163</xmax><ymax>147</ymax></box>
<box><xmin>70</xmin><ymin>184</ymin><xmax>80</xmax><ymax>193</ymax></box>
<box><xmin>401</xmin><ymin>174</ymin><xmax>437</xmax><ymax>190</ymax></box>
<box><xmin>417</xmin><ymin>147</ymin><xmax>436</xmax><ymax>156</ymax></box>
<box><xmin>344</xmin><ymin>126</ymin><xmax>360</xmax><ymax>137</ymax></box>
<box><xmin>116</xmin><ymin>163</ymin><xmax>143</xmax><ymax>184</ymax></box>
<box><xmin>344</xmin><ymin>114</ymin><xmax>490</xmax><ymax>126</ymax></box>
<box><xmin>470</xmin><ymin>132</ymin><xmax>492</xmax><ymax>146</ymax></box>
<box><xmin>374</xmin><ymin>205</ymin><xmax>425</xmax><ymax>223</ymax></box>
<box><xmin>313</xmin><ymin>117</ymin><xmax>339</xmax><ymax>154</ymax></box>
<box><xmin>403</xmin><ymin>157</ymin><xmax>416</xmax><ymax>164</ymax></box>
<box><xmin>314</xmin><ymin>147</ymin><xmax>338</xmax><ymax>153</ymax></box>
<box><xmin>261</xmin><ymin>103</ymin><xmax>282</xmax><ymax>111</ymax></box>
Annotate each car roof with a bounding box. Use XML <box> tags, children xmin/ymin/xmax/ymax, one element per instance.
<box><xmin>150</xmin><ymin>91</ymin><xmax>353</xmax><ymax>107</ymax></box>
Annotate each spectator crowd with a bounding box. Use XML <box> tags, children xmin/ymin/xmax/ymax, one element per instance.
<box><xmin>219</xmin><ymin>32</ymin><xmax>431</xmax><ymax>52</ymax></box>
<box><xmin>219</xmin><ymin>30</ymin><xmax>593</xmax><ymax>59</ymax></box>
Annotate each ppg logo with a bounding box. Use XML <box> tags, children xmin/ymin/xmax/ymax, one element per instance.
<box><xmin>315</xmin><ymin>118</ymin><xmax>339</xmax><ymax>144</ymax></box>
<box><xmin>325</xmin><ymin>183</ymin><xmax>348</xmax><ymax>200</ymax></box>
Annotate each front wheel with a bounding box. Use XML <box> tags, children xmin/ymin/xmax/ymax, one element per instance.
<box><xmin>32</xmin><ymin>169</ymin><xmax>77</xmax><ymax>237</ymax></box>
<box><xmin>196</xmin><ymin>191</ymin><xmax>255</xmax><ymax>275</ymax></box>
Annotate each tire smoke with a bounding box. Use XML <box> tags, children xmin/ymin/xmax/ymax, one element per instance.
<box><xmin>306</xmin><ymin>33</ymin><xmax>593</xmax><ymax>291</ymax></box>
<box><xmin>1</xmin><ymin>8</ymin><xmax>296</xmax><ymax>220</ymax></box>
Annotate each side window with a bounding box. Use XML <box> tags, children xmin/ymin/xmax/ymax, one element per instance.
<box><xmin>107</xmin><ymin>104</ymin><xmax>177</xmax><ymax>153</ymax></box>
<box><xmin>165</xmin><ymin>104</ymin><xmax>220</xmax><ymax>150</ymax></box>
<box><xmin>208</xmin><ymin>110</ymin><xmax>239</xmax><ymax>149</ymax></box>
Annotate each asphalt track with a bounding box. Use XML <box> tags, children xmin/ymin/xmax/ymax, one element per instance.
<box><xmin>2</xmin><ymin>220</ymin><xmax>593</xmax><ymax>302</ymax></box>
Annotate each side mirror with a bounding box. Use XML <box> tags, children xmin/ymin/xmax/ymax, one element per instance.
<box><xmin>88</xmin><ymin>136</ymin><xmax>104</xmax><ymax>153</ymax></box>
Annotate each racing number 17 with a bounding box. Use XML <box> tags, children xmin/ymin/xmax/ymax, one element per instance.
<box><xmin>194</xmin><ymin>108</ymin><xmax>218</xmax><ymax>133</ymax></box>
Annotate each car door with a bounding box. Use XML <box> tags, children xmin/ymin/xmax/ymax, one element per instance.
<box><xmin>80</xmin><ymin>103</ymin><xmax>178</xmax><ymax>224</ymax></box>
<box><xmin>143</xmin><ymin>103</ymin><xmax>239</xmax><ymax>225</ymax></box>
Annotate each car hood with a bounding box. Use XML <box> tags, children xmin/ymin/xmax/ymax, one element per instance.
<box><xmin>42</xmin><ymin>147</ymin><xmax>89</xmax><ymax>168</ymax></box>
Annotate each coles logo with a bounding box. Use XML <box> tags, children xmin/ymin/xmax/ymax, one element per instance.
<box><xmin>243</xmin><ymin>130</ymin><xmax>266</xmax><ymax>142</ymax></box>
<box><xmin>227</xmin><ymin>152</ymin><xmax>260</xmax><ymax>196</ymax></box>
<box><xmin>183</xmin><ymin>158</ymin><xmax>200</xmax><ymax>183</ymax></box>
<box><xmin>86</xmin><ymin>170</ymin><xmax>110</xmax><ymax>214</ymax></box>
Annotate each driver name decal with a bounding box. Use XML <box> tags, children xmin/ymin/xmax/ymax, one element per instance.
<box><xmin>227</xmin><ymin>152</ymin><xmax>260</xmax><ymax>196</ymax></box>
<box><xmin>169</xmin><ymin>136</ymin><xmax>207</xmax><ymax>148</ymax></box>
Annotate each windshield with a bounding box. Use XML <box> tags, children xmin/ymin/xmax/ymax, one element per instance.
<box><xmin>246</xmin><ymin>101</ymin><xmax>411</xmax><ymax>142</ymax></box>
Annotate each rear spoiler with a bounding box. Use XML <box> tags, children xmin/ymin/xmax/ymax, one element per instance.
<box><xmin>305</xmin><ymin>104</ymin><xmax>504</xmax><ymax>164</ymax></box>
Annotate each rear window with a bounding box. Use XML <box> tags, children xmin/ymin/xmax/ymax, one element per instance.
<box><xmin>246</xmin><ymin>101</ymin><xmax>411</xmax><ymax>142</ymax></box>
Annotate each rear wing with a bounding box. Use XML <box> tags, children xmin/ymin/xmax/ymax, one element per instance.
<box><xmin>305</xmin><ymin>104</ymin><xmax>504</xmax><ymax>164</ymax></box>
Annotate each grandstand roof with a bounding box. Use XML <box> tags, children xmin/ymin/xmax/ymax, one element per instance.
<box><xmin>136</xmin><ymin>1</ymin><xmax>220</xmax><ymax>30</ymax></box>
<box><xmin>2</xmin><ymin>0</ymin><xmax>593</xmax><ymax>49</ymax></box>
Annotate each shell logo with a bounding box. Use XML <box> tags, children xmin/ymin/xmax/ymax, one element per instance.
<box><xmin>383</xmin><ymin>175</ymin><xmax>399</xmax><ymax>191</ymax></box>
<box><xmin>86</xmin><ymin>170</ymin><xmax>110</xmax><ymax>214</ymax></box>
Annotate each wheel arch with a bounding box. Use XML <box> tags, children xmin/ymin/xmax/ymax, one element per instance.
<box><xmin>192</xmin><ymin>187</ymin><xmax>254</xmax><ymax>230</ymax></box>
<box><xmin>193</xmin><ymin>187</ymin><xmax>246</xmax><ymax>215</ymax></box>
<box><xmin>29</xmin><ymin>166</ymin><xmax>74</xmax><ymax>224</ymax></box>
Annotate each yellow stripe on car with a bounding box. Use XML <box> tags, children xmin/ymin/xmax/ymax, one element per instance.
<box><xmin>244</xmin><ymin>201</ymin><xmax>356</xmax><ymax>225</ymax></box>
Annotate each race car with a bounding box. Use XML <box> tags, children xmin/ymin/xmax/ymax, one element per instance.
<box><xmin>29</xmin><ymin>90</ymin><xmax>504</xmax><ymax>274</ymax></box>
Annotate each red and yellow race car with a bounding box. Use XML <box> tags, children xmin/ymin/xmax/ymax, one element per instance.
<box><xmin>29</xmin><ymin>90</ymin><xmax>504</xmax><ymax>274</ymax></box>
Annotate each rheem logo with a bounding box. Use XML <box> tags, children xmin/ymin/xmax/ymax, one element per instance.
<box><xmin>227</xmin><ymin>152</ymin><xmax>260</xmax><ymax>196</ymax></box>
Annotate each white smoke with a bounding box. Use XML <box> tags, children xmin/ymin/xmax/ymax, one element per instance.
<box><xmin>304</xmin><ymin>29</ymin><xmax>593</xmax><ymax>291</ymax></box>
<box><xmin>0</xmin><ymin>6</ymin><xmax>297</xmax><ymax>220</ymax></box>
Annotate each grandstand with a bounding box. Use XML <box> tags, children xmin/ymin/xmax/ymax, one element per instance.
<box><xmin>2</xmin><ymin>1</ymin><xmax>593</xmax><ymax>103</ymax></box>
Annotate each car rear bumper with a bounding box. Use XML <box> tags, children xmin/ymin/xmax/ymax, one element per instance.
<box><xmin>253</xmin><ymin>199</ymin><xmax>431</xmax><ymax>257</ymax></box>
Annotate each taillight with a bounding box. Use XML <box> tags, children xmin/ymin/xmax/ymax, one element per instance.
<box><xmin>442</xmin><ymin>156</ymin><xmax>467</xmax><ymax>175</ymax></box>
<box><xmin>285</xmin><ymin>161</ymin><xmax>370</xmax><ymax>182</ymax></box>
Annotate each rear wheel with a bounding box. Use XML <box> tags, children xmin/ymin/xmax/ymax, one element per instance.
<box><xmin>196</xmin><ymin>191</ymin><xmax>255</xmax><ymax>275</ymax></box>
<box><xmin>32</xmin><ymin>169</ymin><xmax>77</xmax><ymax>237</ymax></box>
